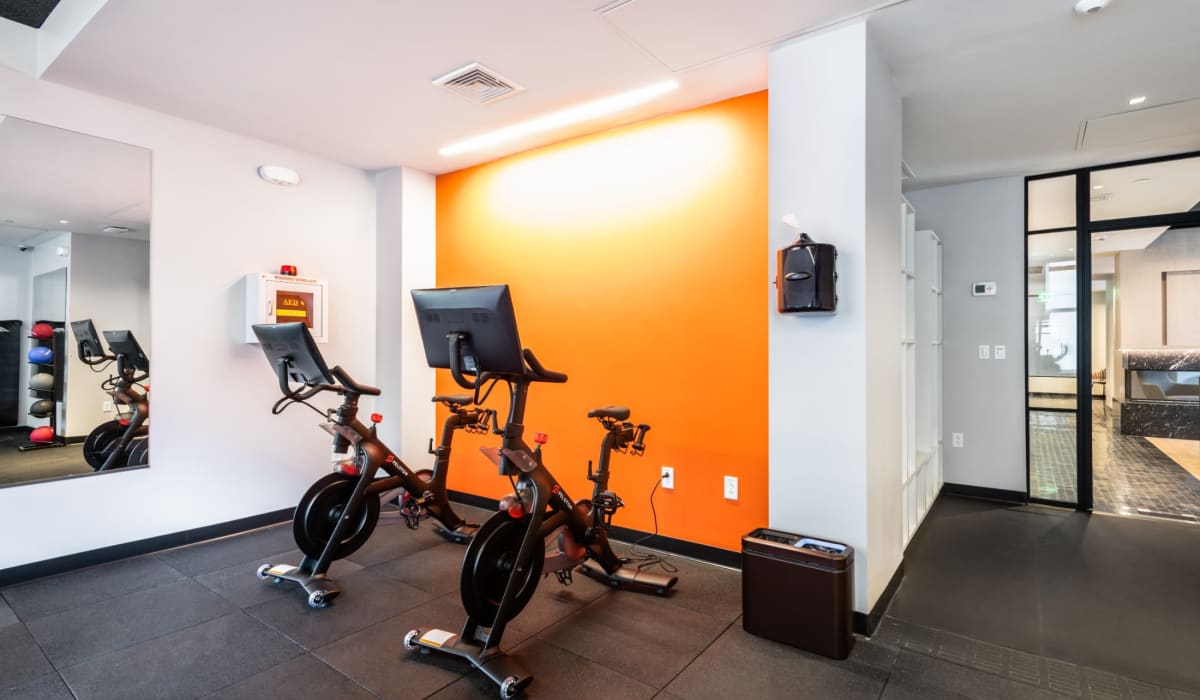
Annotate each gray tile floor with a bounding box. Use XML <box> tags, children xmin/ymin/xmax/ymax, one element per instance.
<box><xmin>2</xmin><ymin>501</ymin><xmax>1198</xmax><ymax>699</ymax></box>
<box><xmin>1030</xmin><ymin>403</ymin><xmax>1200</xmax><ymax>521</ymax></box>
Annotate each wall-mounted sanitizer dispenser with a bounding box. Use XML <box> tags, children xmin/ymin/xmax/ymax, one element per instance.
<box><xmin>776</xmin><ymin>233</ymin><xmax>838</xmax><ymax>313</ymax></box>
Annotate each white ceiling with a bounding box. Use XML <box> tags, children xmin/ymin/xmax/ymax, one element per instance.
<box><xmin>874</xmin><ymin>0</ymin><xmax>1200</xmax><ymax>189</ymax></box>
<box><xmin>0</xmin><ymin>115</ymin><xmax>151</xmax><ymax>247</ymax></box>
<box><xmin>44</xmin><ymin>0</ymin><xmax>901</xmax><ymax>174</ymax></box>
<box><xmin>29</xmin><ymin>0</ymin><xmax>1200</xmax><ymax>184</ymax></box>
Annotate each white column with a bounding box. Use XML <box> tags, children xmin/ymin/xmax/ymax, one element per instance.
<box><xmin>767</xmin><ymin>20</ymin><xmax>903</xmax><ymax>613</ymax></box>
<box><xmin>375</xmin><ymin>167</ymin><xmax>438</xmax><ymax>466</ymax></box>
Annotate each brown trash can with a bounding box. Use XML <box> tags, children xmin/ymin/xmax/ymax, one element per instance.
<box><xmin>741</xmin><ymin>528</ymin><xmax>854</xmax><ymax>659</ymax></box>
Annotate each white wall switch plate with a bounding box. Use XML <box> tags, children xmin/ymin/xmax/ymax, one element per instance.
<box><xmin>102</xmin><ymin>400</ymin><xmax>113</xmax><ymax>412</ymax></box>
<box><xmin>661</xmin><ymin>466</ymin><xmax>674</xmax><ymax>490</ymax></box>
<box><xmin>723</xmin><ymin>475</ymin><xmax>739</xmax><ymax>500</ymax></box>
<box><xmin>994</xmin><ymin>344</ymin><xmax>1006</xmax><ymax>360</ymax></box>
<box><xmin>978</xmin><ymin>344</ymin><xmax>991</xmax><ymax>360</ymax></box>
<box><xmin>952</xmin><ymin>432</ymin><xmax>964</xmax><ymax>448</ymax></box>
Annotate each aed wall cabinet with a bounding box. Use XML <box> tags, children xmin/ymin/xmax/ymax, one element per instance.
<box><xmin>244</xmin><ymin>273</ymin><xmax>329</xmax><ymax>343</ymax></box>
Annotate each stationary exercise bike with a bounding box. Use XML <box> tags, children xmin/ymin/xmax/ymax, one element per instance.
<box><xmin>71</xmin><ymin>320</ymin><xmax>150</xmax><ymax>471</ymax></box>
<box><xmin>403</xmin><ymin>285</ymin><xmax>677</xmax><ymax>698</ymax></box>
<box><xmin>251</xmin><ymin>322</ymin><xmax>481</xmax><ymax>608</ymax></box>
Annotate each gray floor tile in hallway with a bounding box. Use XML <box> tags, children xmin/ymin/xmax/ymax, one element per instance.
<box><xmin>1029</xmin><ymin>404</ymin><xmax>1200</xmax><ymax>521</ymax></box>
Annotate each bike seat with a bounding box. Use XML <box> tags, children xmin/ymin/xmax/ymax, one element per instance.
<box><xmin>432</xmin><ymin>394</ymin><xmax>473</xmax><ymax>406</ymax></box>
<box><xmin>587</xmin><ymin>406</ymin><xmax>630</xmax><ymax>421</ymax></box>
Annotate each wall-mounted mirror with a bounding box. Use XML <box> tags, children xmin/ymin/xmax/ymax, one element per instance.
<box><xmin>0</xmin><ymin>115</ymin><xmax>151</xmax><ymax>487</ymax></box>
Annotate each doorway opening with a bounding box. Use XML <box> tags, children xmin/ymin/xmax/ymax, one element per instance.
<box><xmin>1025</xmin><ymin>152</ymin><xmax>1200</xmax><ymax>521</ymax></box>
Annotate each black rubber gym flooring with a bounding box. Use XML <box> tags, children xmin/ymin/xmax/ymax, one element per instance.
<box><xmin>1</xmin><ymin>498</ymin><xmax>1197</xmax><ymax>698</ymax></box>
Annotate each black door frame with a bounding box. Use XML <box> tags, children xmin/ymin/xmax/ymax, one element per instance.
<box><xmin>1024</xmin><ymin>149</ymin><xmax>1200</xmax><ymax>512</ymax></box>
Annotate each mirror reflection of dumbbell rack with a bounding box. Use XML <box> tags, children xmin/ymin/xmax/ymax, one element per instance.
<box><xmin>20</xmin><ymin>323</ymin><xmax>67</xmax><ymax>452</ymax></box>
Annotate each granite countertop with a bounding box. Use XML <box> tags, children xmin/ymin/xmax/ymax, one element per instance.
<box><xmin>1121</xmin><ymin>348</ymin><xmax>1200</xmax><ymax>371</ymax></box>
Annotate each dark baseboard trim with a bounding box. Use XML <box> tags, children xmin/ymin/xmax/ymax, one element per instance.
<box><xmin>448</xmin><ymin>490</ymin><xmax>742</xmax><ymax>569</ymax></box>
<box><xmin>447</xmin><ymin>489</ymin><xmax>499</xmax><ymax>512</ymax></box>
<box><xmin>65</xmin><ymin>435</ymin><xmax>86</xmax><ymax>444</ymax></box>
<box><xmin>941</xmin><ymin>483</ymin><xmax>1028</xmax><ymax>505</ymax></box>
<box><xmin>854</xmin><ymin>560</ymin><xmax>904</xmax><ymax>636</ymax></box>
<box><xmin>0</xmin><ymin>508</ymin><xmax>292</xmax><ymax>587</ymax></box>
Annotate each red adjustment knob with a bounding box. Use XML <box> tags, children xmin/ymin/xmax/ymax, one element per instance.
<box><xmin>338</xmin><ymin>462</ymin><xmax>360</xmax><ymax>477</ymax></box>
<box><xmin>370</xmin><ymin>413</ymin><xmax>383</xmax><ymax>424</ymax></box>
<box><xmin>534</xmin><ymin>432</ymin><xmax>548</xmax><ymax>445</ymax></box>
<box><xmin>143</xmin><ymin>385</ymin><xmax>150</xmax><ymax>392</ymax></box>
<box><xmin>507</xmin><ymin>504</ymin><xmax>525</xmax><ymax>519</ymax></box>
<box><xmin>118</xmin><ymin>419</ymin><xmax>130</xmax><ymax>426</ymax></box>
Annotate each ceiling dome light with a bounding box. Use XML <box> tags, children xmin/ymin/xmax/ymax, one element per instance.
<box><xmin>1128</xmin><ymin>95</ymin><xmax>1147</xmax><ymax>106</ymax></box>
<box><xmin>1074</xmin><ymin>0</ymin><xmax>1111</xmax><ymax>14</ymax></box>
<box><xmin>257</xmin><ymin>165</ymin><xmax>302</xmax><ymax>186</ymax></box>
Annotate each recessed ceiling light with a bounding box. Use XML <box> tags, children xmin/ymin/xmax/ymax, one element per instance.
<box><xmin>59</xmin><ymin>219</ymin><xmax>69</xmax><ymax>224</ymax></box>
<box><xmin>1134</xmin><ymin>177</ymin><xmax>1151</xmax><ymax>183</ymax></box>
<box><xmin>257</xmin><ymin>165</ymin><xmax>302</xmax><ymax>186</ymax></box>
<box><xmin>1128</xmin><ymin>95</ymin><xmax>1147</xmax><ymax>106</ymax></box>
<box><xmin>1093</xmin><ymin>184</ymin><xmax>1104</xmax><ymax>190</ymax></box>
<box><xmin>438</xmin><ymin>79</ymin><xmax>680</xmax><ymax>157</ymax></box>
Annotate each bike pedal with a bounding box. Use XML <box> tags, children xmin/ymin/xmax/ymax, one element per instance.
<box><xmin>554</xmin><ymin>568</ymin><xmax>574</xmax><ymax>586</ymax></box>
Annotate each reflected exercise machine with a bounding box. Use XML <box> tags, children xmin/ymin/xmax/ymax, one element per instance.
<box><xmin>72</xmin><ymin>320</ymin><xmax>151</xmax><ymax>470</ymax></box>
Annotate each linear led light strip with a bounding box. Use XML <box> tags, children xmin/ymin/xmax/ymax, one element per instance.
<box><xmin>439</xmin><ymin>79</ymin><xmax>679</xmax><ymax>157</ymax></box>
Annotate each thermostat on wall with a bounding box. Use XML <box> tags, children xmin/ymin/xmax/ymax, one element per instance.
<box><xmin>972</xmin><ymin>281</ymin><xmax>997</xmax><ymax>296</ymax></box>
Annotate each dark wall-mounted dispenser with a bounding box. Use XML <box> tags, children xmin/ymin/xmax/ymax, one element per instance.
<box><xmin>776</xmin><ymin>231</ymin><xmax>838</xmax><ymax>314</ymax></box>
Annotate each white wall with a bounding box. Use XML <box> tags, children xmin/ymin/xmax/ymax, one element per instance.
<box><xmin>1116</xmin><ymin>227</ymin><xmax>1200</xmax><ymax>348</ymax></box>
<box><xmin>0</xmin><ymin>250</ymin><xmax>30</xmax><ymax>320</ymax></box>
<box><xmin>862</xmin><ymin>26</ymin><xmax>904</xmax><ymax>612</ymax></box>
<box><xmin>906</xmin><ymin>177</ymin><xmax>1026</xmax><ymax>492</ymax></box>
<box><xmin>768</xmin><ymin>20</ymin><xmax>903</xmax><ymax>613</ymax></box>
<box><xmin>374</xmin><ymin>168</ymin><xmax>436</xmax><ymax>465</ymax></box>
<box><xmin>18</xmin><ymin>233</ymin><xmax>71</xmax><ymax>428</ymax></box>
<box><xmin>1110</xmin><ymin>227</ymin><xmax>1200</xmax><ymax>396</ymax></box>
<box><xmin>64</xmin><ymin>234</ymin><xmax>150</xmax><ymax>437</ymax></box>
<box><xmin>0</xmin><ymin>64</ymin><xmax>377</xmax><ymax>568</ymax></box>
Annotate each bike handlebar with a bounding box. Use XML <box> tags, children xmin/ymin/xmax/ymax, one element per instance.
<box><xmin>523</xmin><ymin>349</ymin><xmax>567</xmax><ymax>383</ymax></box>
<box><xmin>330</xmin><ymin>366</ymin><xmax>382</xmax><ymax>396</ymax></box>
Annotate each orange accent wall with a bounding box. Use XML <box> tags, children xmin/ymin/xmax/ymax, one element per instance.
<box><xmin>436</xmin><ymin>91</ymin><xmax>767</xmax><ymax>552</ymax></box>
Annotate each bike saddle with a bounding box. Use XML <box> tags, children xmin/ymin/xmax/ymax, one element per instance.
<box><xmin>587</xmin><ymin>406</ymin><xmax>630</xmax><ymax>421</ymax></box>
<box><xmin>432</xmin><ymin>394</ymin><xmax>473</xmax><ymax>406</ymax></box>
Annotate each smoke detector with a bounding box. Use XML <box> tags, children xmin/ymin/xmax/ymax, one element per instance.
<box><xmin>1074</xmin><ymin>0</ymin><xmax>1111</xmax><ymax>15</ymax></box>
<box><xmin>433</xmin><ymin>63</ymin><xmax>524</xmax><ymax>105</ymax></box>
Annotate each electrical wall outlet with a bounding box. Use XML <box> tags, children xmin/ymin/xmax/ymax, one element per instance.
<box><xmin>952</xmin><ymin>432</ymin><xmax>964</xmax><ymax>448</ymax></box>
<box><xmin>724</xmin><ymin>475</ymin><xmax>739</xmax><ymax>500</ymax></box>
<box><xmin>978</xmin><ymin>344</ymin><xmax>991</xmax><ymax>360</ymax></box>
<box><xmin>994</xmin><ymin>344</ymin><xmax>1006</xmax><ymax>360</ymax></box>
<box><xmin>102</xmin><ymin>400</ymin><xmax>113</xmax><ymax>412</ymax></box>
<box><xmin>661</xmin><ymin>466</ymin><xmax>674</xmax><ymax>490</ymax></box>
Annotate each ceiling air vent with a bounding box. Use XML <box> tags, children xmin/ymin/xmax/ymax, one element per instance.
<box><xmin>433</xmin><ymin>63</ymin><xmax>524</xmax><ymax>105</ymax></box>
<box><xmin>102</xmin><ymin>226</ymin><xmax>131</xmax><ymax>234</ymax></box>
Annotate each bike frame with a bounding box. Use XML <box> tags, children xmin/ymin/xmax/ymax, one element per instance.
<box><xmin>276</xmin><ymin>361</ymin><xmax>480</xmax><ymax>577</ymax></box>
<box><xmin>98</xmin><ymin>358</ymin><xmax>149</xmax><ymax>471</ymax></box>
